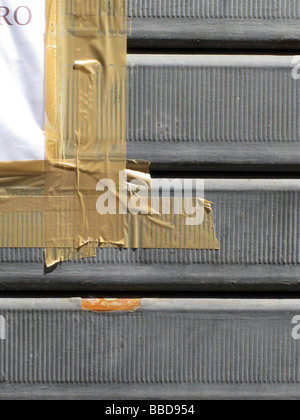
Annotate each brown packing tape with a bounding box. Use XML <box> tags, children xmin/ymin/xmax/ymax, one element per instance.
<box><xmin>43</xmin><ymin>159</ymin><xmax>149</xmax><ymax>267</ymax></box>
<box><xmin>0</xmin><ymin>0</ymin><xmax>219</xmax><ymax>267</ymax></box>
<box><xmin>45</xmin><ymin>0</ymin><xmax>59</xmax><ymax>160</ymax></box>
<box><xmin>0</xmin><ymin>0</ymin><xmax>128</xmax><ymax>260</ymax></box>
<box><xmin>126</xmin><ymin>160</ymin><xmax>151</xmax><ymax>174</ymax></box>
<box><xmin>43</xmin><ymin>0</ymin><xmax>127</xmax><ymax>250</ymax></box>
<box><xmin>123</xmin><ymin>195</ymin><xmax>219</xmax><ymax>250</ymax></box>
<box><xmin>45</xmin><ymin>0</ymin><xmax>127</xmax><ymax>162</ymax></box>
<box><xmin>44</xmin><ymin>247</ymin><xmax>97</xmax><ymax>268</ymax></box>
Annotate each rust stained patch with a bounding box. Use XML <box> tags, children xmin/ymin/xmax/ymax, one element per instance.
<box><xmin>81</xmin><ymin>298</ymin><xmax>140</xmax><ymax>313</ymax></box>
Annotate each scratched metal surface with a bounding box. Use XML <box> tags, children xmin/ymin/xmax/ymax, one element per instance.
<box><xmin>0</xmin><ymin>180</ymin><xmax>298</xmax><ymax>291</ymax></box>
<box><xmin>0</xmin><ymin>298</ymin><xmax>299</xmax><ymax>400</ymax></box>
<box><xmin>126</xmin><ymin>0</ymin><xmax>300</xmax><ymax>49</ymax></box>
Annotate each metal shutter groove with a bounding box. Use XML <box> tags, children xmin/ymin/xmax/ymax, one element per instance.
<box><xmin>127</xmin><ymin>0</ymin><xmax>300</xmax><ymax>49</ymax></box>
<box><xmin>0</xmin><ymin>298</ymin><xmax>299</xmax><ymax>399</ymax></box>
<box><xmin>0</xmin><ymin>180</ymin><xmax>298</xmax><ymax>291</ymax></box>
<box><xmin>126</xmin><ymin>55</ymin><xmax>300</xmax><ymax>170</ymax></box>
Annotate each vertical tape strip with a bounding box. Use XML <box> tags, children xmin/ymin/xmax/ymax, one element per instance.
<box><xmin>0</xmin><ymin>1</ymin><xmax>219</xmax><ymax>266</ymax></box>
<box><xmin>0</xmin><ymin>0</ymin><xmax>127</xmax><ymax>263</ymax></box>
<box><xmin>44</xmin><ymin>0</ymin><xmax>127</xmax><ymax>265</ymax></box>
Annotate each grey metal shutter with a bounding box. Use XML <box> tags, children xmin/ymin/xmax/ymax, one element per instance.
<box><xmin>0</xmin><ymin>0</ymin><xmax>299</xmax><ymax>400</ymax></box>
<box><xmin>126</xmin><ymin>55</ymin><xmax>300</xmax><ymax>171</ymax></box>
<box><xmin>0</xmin><ymin>298</ymin><xmax>299</xmax><ymax>400</ymax></box>
<box><xmin>1</xmin><ymin>180</ymin><xmax>299</xmax><ymax>292</ymax></box>
<box><xmin>127</xmin><ymin>0</ymin><xmax>300</xmax><ymax>50</ymax></box>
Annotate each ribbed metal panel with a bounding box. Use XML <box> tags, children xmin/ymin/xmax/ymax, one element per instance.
<box><xmin>127</xmin><ymin>0</ymin><xmax>300</xmax><ymax>49</ymax></box>
<box><xmin>0</xmin><ymin>299</ymin><xmax>299</xmax><ymax>399</ymax></box>
<box><xmin>0</xmin><ymin>180</ymin><xmax>298</xmax><ymax>291</ymax></box>
<box><xmin>128</xmin><ymin>56</ymin><xmax>298</xmax><ymax>144</ymax></box>
<box><xmin>128</xmin><ymin>0</ymin><xmax>300</xmax><ymax>19</ymax></box>
<box><xmin>126</xmin><ymin>55</ymin><xmax>300</xmax><ymax>170</ymax></box>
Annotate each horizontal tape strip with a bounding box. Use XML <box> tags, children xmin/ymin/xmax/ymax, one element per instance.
<box><xmin>1</xmin><ymin>4</ymin><xmax>222</xmax><ymax>258</ymax></box>
<box><xmin>0</xmin><ymin>298</ymin><xmax>299</xmax><ymax>399</ymax></box>
<box><xmin>0</xmin><ymin>195</ymin><xmax>219</xmax><ymax>250</ymax></box>
<box><xmin>0</xmin><ymin>179</ymin><xmax>298</xmax><ymax>291</ymax></box>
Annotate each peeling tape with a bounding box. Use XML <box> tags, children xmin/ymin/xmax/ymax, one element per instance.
<box><xmin>0</xmin><ymin>0</ymin><xmax>219</xmax><ymax>266</ymax></box>
<box><xmin>0</xmin><ymin>0</ymin><xmax>127</xmax><ymax>261</ymax></box>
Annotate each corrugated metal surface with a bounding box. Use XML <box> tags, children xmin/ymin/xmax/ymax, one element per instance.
<box><xmin>0</xmin><ymin>298</ymin><xmax>299</xmax><ymax>399</ymax></box>
<box><xmin>1</xmin><ymin>1</ymin><xmax>299</xmax><ymax>400</ymax></box>
<box><xmin>126</xmin><ymin>55</ymin><xmax>300</xmax><ymax>170</ymax></box>
<box><xmin>0</xmin><ymin>180</ymin><xmax>298</xmax><ymax>291</ymax></box>
<box><xmin>127</xmin><ymin>0</ymin><xmax>300</xmax><ymax>49</ymax></box>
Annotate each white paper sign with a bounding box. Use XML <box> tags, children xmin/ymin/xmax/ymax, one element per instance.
<box><xmin>0</xmin><ymin>0</ymin><xmax>45</xmax><ymax>162</ymax></box>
